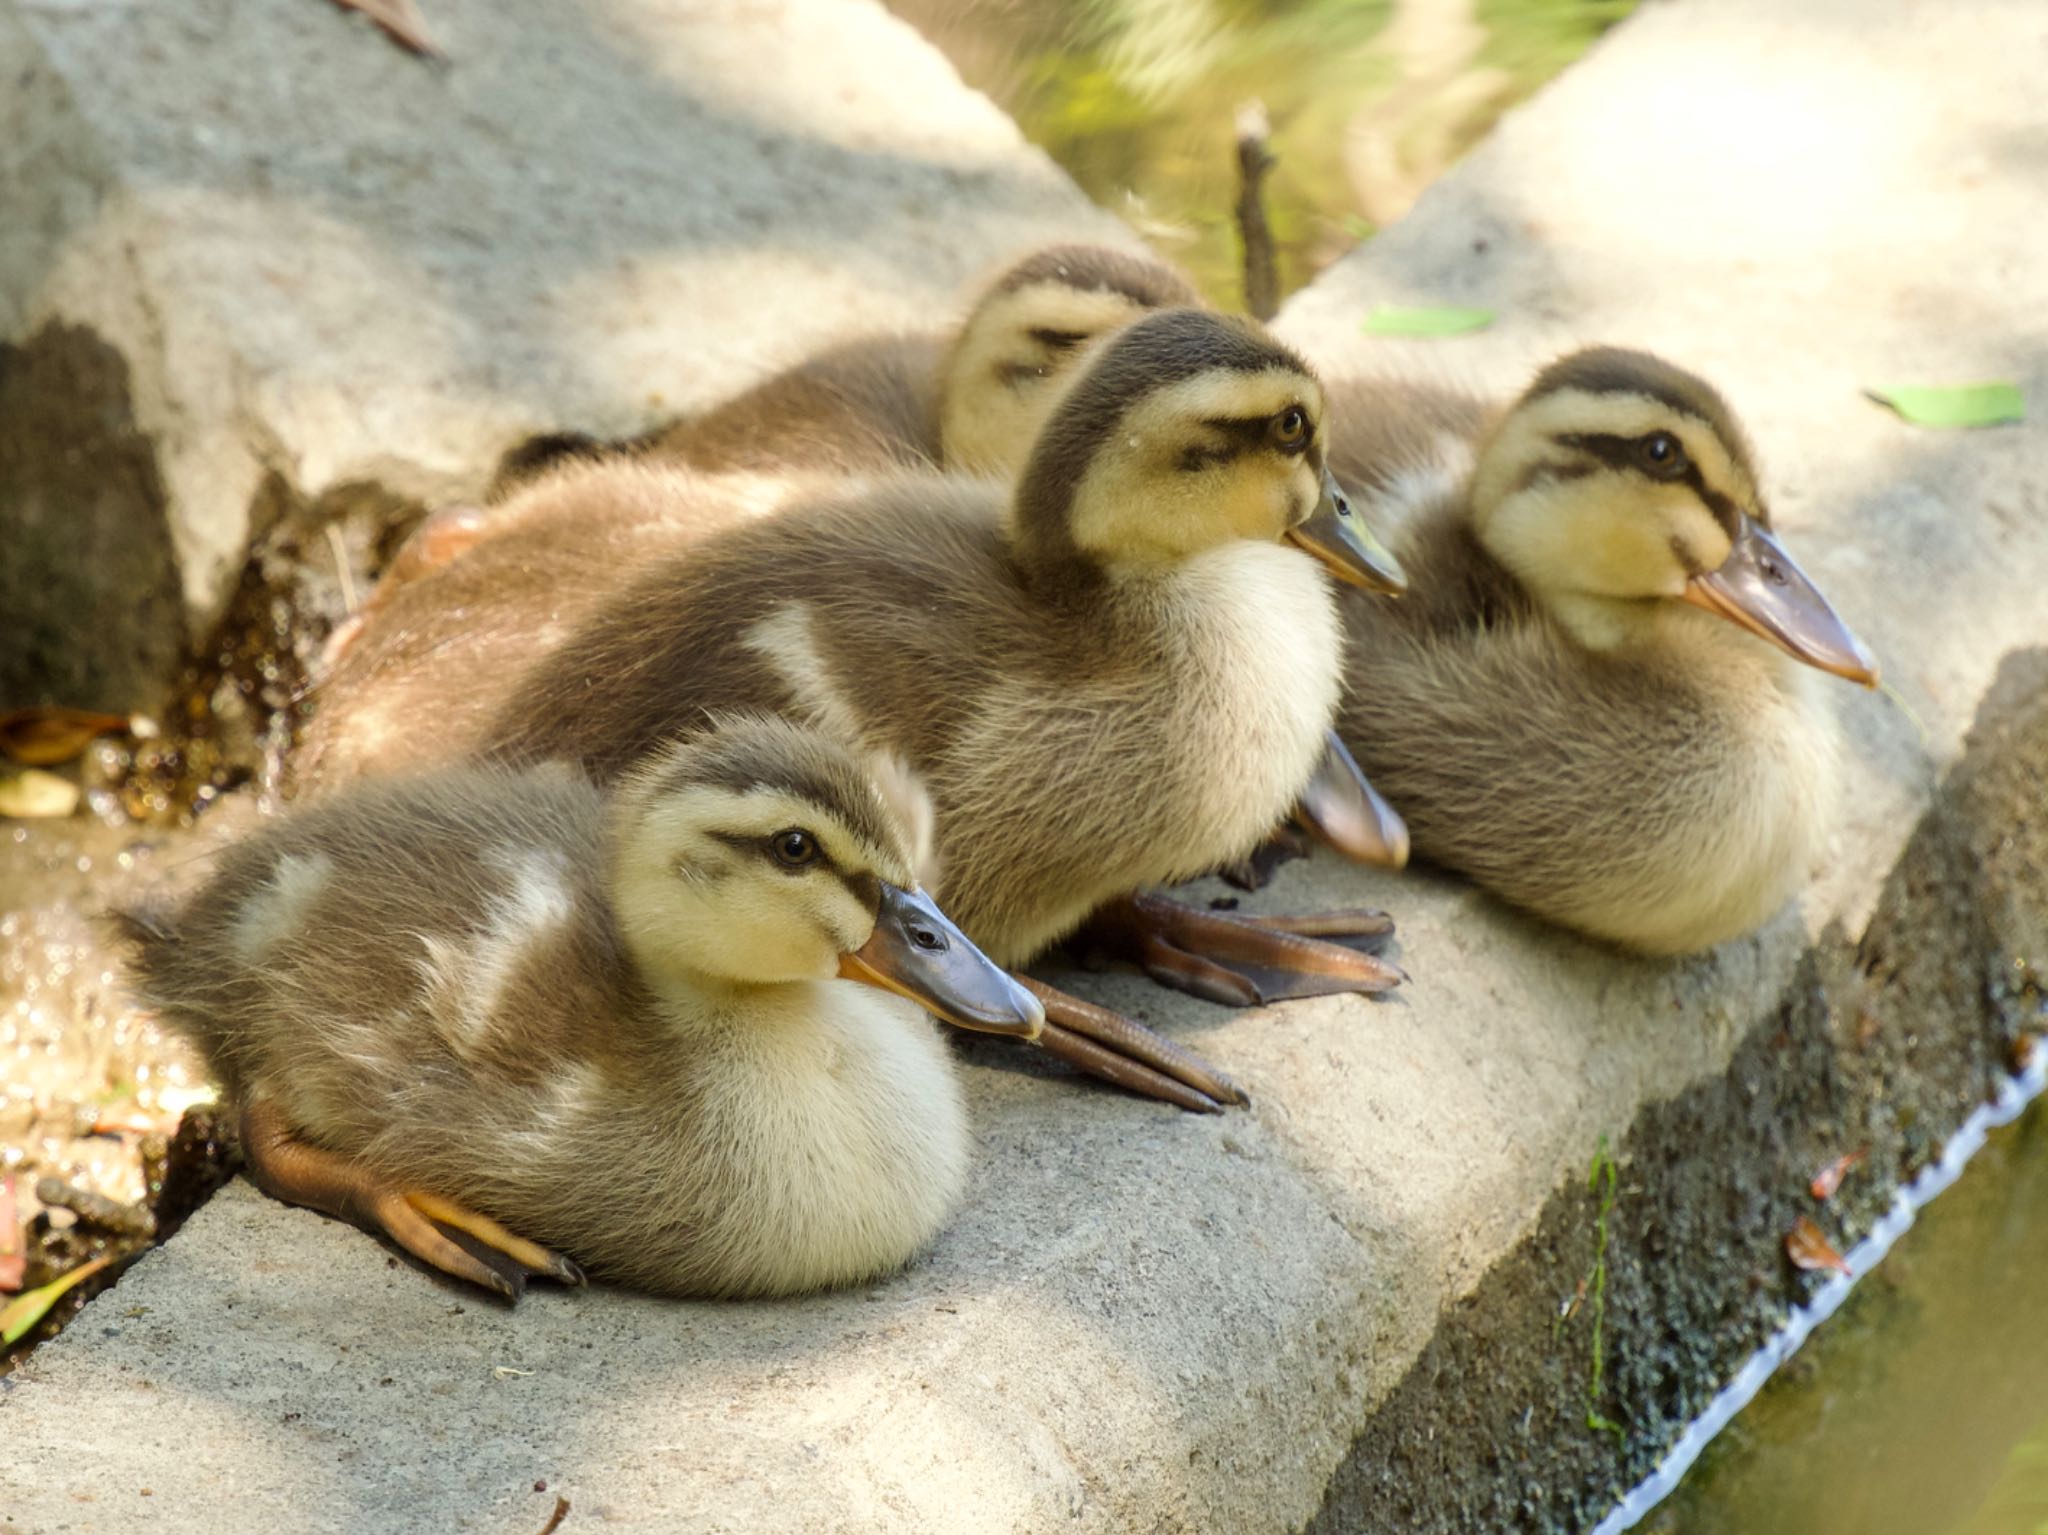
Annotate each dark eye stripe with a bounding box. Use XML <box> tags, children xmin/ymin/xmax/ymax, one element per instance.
<box><xmin>1178</xmin><ymin>443</ymin><xmax>1239</xmax><ymax>472</ymax></box>
<box><xmin>1509</xmin><ymin>459</ymin><xmax>1598</xmax><ymax>496</ymax></box>
<box><xmin>1552</xmin><ymin>431</ymin><xmax>1740</xmax><ymax>537</ymax></box>
<box><xmin>1027</xmin><ymin>327</ymin><xmax>1092</xmax><ymax>350</ymax></box>
<box><xmin>708</xmin><ymin>829</ymin><xmax>856</xmax><ymax>881</ymax></box>
<box><xmin>838</xmin><ymin>868</ymin><xmax>882</xmax><ymax>913</ymax></box>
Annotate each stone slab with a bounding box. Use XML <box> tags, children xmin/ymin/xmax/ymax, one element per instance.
<box><xmin>0</xmin><ymin>0</ymin><xmax>1125</xmax><ymax>710</ymax></box>
<box><xmin>6</xmin><ymin>1</ymin><xmax>2048</xmax><ymax>1532</ymax></box>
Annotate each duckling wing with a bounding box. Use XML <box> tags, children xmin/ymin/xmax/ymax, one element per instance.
<box><xmin>636</xmin><ymin>333</ymin><xmax>944</xmax><ymax>477</ymax></box>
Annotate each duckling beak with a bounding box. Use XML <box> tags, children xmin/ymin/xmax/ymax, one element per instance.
<box><xmin>1680</xmin><ymin>519</ymin><xmax>1879</xmax><ymax>687</ymax></box>
<box><xmin>1295</xmin><ymin>730</ymin><xmax>1409</xmax><ymax>869</ymax></box>
<box><xmin>1284</xmin><ymin>468</ymin><xmax>1407</xmax><ymax>595</ymax></box>
<box><xmin>839</xmin><ymin>883</ymin><xmax>1045</xmax><ymax>1039</ymax></box>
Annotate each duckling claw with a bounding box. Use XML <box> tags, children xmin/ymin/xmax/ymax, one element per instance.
<box><xmin>1035</xmin><ymin>1021</ymin><xmax>1226</xmax><ymax>1114</ymax></box>
<box><xmin>239</xmin><ymin>1101</ymin><xmax>582</xmax><ymax>1303</ymax></box>
<box><xmin>1084</xmin><ymin>891</ymin><xmax>1405</xmax><ymax>1006</ymax></box>
<box><xmin>1017</xmin><ymin>977</ymin><xmax>1247</xmax><ymax>1111</ymax></box>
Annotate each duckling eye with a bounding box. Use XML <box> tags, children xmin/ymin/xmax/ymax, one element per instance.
<box><xmin>1270</xmin><ymin>406</ymin><xmax>1310</xmax><ymax>454</ymax></box>
<box><xmin>769</xmin><ymin>829</ymin><xmax>819</xmax><ymax>869</ymax></box>
<box><xmin>1637</xmin><ymin>432</ymin><xmax>1688</xmax><ymax>480</ymax></box>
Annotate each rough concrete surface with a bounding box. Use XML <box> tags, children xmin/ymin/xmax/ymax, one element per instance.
<box><xmin>5</xmin><ymin>0</ymin><xmax>2048</xmax><ymax>1532</ymax></box>
<box><xmin>0</xmin><ymin>0</ymin><xmax>1125</xmax><ymax>711</ymax></box>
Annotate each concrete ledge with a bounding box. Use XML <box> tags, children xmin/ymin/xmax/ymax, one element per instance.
<box><xmin>6</xmin><ymin>1</ymin><xmax>2048</xmax><ymax>1532</ymax></box>
<box><xmin>0</xmin><ymin>0</ymin><xmax>1123</xmax><ymax>709</ymax></box>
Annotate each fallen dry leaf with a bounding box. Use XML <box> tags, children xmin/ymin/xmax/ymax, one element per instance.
<box><xmin>1810</xmin><ymin>1148</ymin><xmax>1867</xmax><ymax>1202</ymax></box>
<box><xmin>0</xmin><ymin>1174</ymin><xmax>22</xmax><ymax>1293</ymax></box>
<box><xmin>328</xmin><ymin>0</ymin><xmax>444</xmax><ymax>58</ymax></box>
<box><xmin>0</xmin><ymin>769</ymin><xmax>80</xmax><ymax>819</ymax></box>
<box><xmin>0</xmin><ymin>706</ymin><xmax>130</xmax><ymax>766</ymax></box>
<box><xmin>1786</xmin><ymin>1215</ymin><xmax>1852</xmax><ymax>1276</ymax></box>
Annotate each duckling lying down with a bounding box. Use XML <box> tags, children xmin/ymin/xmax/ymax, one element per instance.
<box><xmin>121</xmin><ymin>717</ymin><xmax>1042</xmax><ymax>1299</ymax></box>
<box><xmin>302</xmin><ymin>307</ymin><xmax>1411</xmax><ymax>1115</ymax></box>
<box><xmin>1326</xmin><ymin>348</ymin><xmax>1878</xmax><ymax>953</ymax></box>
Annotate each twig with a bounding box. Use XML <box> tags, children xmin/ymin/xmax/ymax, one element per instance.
<box><xmin>329</xmin><ymin>0</ymin><xmax>445</xmax><ymax>59</ymax></box>
<box><xmin>0</xmin><ymin>1174</ymin><xmax>22</xmax><ymax>1292</ymax></box>
<box><xmin>535</xmin><ymin>1495</ymin><xmax>571</xmax><ymax>1535</ymax></box>
<box><xmin>1234</xmin><ymin>100</ymin><xmax>1280</xmax><ymax>321</ymax></box>
<box><xmin>34</xmin><ymin>1176</ymin><xmax>157</xmax><ymax>1239</ymax></box>
<box><xmin>324</xmin><ymin>522</ymin><xmax>360</xmax><ymax>616</ymax></box>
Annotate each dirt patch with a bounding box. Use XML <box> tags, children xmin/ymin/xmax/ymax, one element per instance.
<box><xmin>2</xmin><ymin>454</ymin><xmax>424</xmax><ymax>1367</ymax></box>
<box><xmin>1307</xmin><ymin>651</ymin><xmax>2048</xmax><ymax>1535</ymax></box>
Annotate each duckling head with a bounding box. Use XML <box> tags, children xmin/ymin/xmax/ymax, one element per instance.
<box><xmin>1469</xmin><ymin>347</ymin><xmax>1878</xmax><ymax>685</ymax></box>
<box><xmin>610</xmin><ymin>716</ymin><xmax>1042</xmax><ymax>1037</ymax></box>
<box><xmin>1008</xmin><ymin>307</ymin><xmax>1407</xmax><ymax>592</ymax></box>
<box><xmin>938</xmin><ymin>245</ymin><xmax>1200</xmax><ymax>478</ymax></box>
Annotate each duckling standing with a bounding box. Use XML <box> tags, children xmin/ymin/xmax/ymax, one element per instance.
<box><xmin>1327</xmin><ymin>347</ymin><xmax>1877</xmax><ymax>953</ymax></box>
<box><xmin>462</xmin><ymin>309</ymin><xmax>1409</xmax><ymax>1104</ymax></box>
<box><xmin>122</xmin><ymin>716</ymin><xmax>1043</xmax><ymax>1299</ymax></box>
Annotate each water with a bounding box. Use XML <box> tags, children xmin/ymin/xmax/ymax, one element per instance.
<box><xmin>1623</xmin><ymin>1085</ymin><xmax>2048</xmax><ymax>1535</ymax></box>
<box><xmin>886</xmin><ymin>0</ymin><xmax>1636</xmax><ymax>307</ymax></box>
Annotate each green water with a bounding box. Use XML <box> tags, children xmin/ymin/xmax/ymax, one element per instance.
<box><xmin>1646</xmin><ymin>1104</ymin><xmax>2048</xmax><ymax>1535</ymax></box>
<box><xmin>886</xmin><ymin>0</ymin><xmax>1636</xmax><ymax>307</ymax></box>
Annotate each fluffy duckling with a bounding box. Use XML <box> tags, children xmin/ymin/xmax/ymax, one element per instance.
<box><xmin>1328</xmin><ymin>348</ymin><xmax>1877</xmax><ymax>953</ymax></box>
<box><xmin>123</xmin><ymin>716</ymin><xmax>1042</xmax><ymax>1299</ymax></box>
<box><xmin>303</xmin><ymin>245</ymin><xmax>1195</xmax><ymax>756</ymax></box>
<box><xmin>298</xmin><ymin>309</ymin><xmax>1406</xmax><ymax>1110</ymax></box>
<box><xmin>463</xmin><ymin>310</ymin><xmax>1408</xmax><ymax>1078</ymax></box>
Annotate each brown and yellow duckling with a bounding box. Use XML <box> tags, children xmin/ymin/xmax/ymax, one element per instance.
<box><xmin>563</xmin><ymin>242</ymin><xmax>1199</xmax><ymax>483</ymax></box>
<box><xmin>301</xmin><ymin>244</ymin><xmax>1198</xmax><ymax>778</ymax></box>
<box><xmin>1326</xmin><ymin>347</ymin><xmax>1877</xmax><ymax>952</ymax></box>
<box><xmin>123</xmin><ymin>715</ymin><xmax>1042</xmax><ymax>1300</ymax></box>
<box><xmin>299</xmin><ymin>308</ymin><xmax>1409</xmax><ymax>1112</ymax></box>
<box><xmin>474</xmin><ymin>310</ymin><xmax>1410</xmax><ymax>1094</ymax></box>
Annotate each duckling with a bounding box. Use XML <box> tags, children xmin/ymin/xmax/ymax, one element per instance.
<box><xmin>121</xmin><ymin>715</ymin><xmax>1043</xmax><ymax>1300</ymax></box>
<box><xmin>1325</xmin><ymin>347</ymin><xmax>1878</xmax><ymax>953</ymax></box>
<box><xmin>306</xmin><ymin>245</ymin><xmax>1193</xmax><ymax>729</ymax></box>
<box><xmin>463</xmin><ymin>309</ymin><xmax>1408</xmax><ymax>1079</ymax></box>
<box><xmin>298</xmin><ymin>308</ymin><xmax>1408</xmax><ymax>1110</ymax></box>
<box><xmin>523</xmin><ymin>243</ymin><xmax>1200</xmax><ymax>486</ymax></box>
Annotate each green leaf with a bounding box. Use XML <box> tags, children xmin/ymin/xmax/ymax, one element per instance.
<box><xmin>1</xmin><ymin>1254</ymin><xmax>111</xmax><ymax>1345</ymax></box>
<box><xmin>1362</xmin><ymin>305</ymin><xmax>1495</xmax><ymax>338</ymax></box>
<box><xmin>1867</xmin><ymin>382</ymin><xmax>2024</xmax><ymax>428</ymax></box>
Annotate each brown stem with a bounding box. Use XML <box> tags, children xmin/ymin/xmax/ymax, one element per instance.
<box><xmin>1235</xmin><ymin>99</ymin><xmax>1280</xmax><ymax>321</ymax></box>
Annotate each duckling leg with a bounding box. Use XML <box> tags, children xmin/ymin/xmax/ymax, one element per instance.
<box><xmin>384</xmin><ymin>503</ymin><xmax>492</xmax><ymax>587</ymax></box>
<box><xmin>239</xmin><ymin>1101</ymin><xmax>583</xmax><ymax>1301</ymax></box>
<box><xmin>1017</xmin><ymin>977</ymin><xmax>1246</xmax><ymax>1112</ymax></box>
<box><xmin>1216</xmin><ymin>825</ymin><xmax>1312</xmax><ymax>892</ymax></box>
<box><xmin>1083</xmin><ymin>891</ymin><xmax>1404</xmax><ymax>1006</ymax></box>
<box><xmin>1218</xmin><ymin>733</ymin><xmax>1410</xmax><ymax>889</ymax></box>
<box><xmin>315</xmin><ymin>504</ymin><xmax>492</xmax><ymax>672</ymax></box>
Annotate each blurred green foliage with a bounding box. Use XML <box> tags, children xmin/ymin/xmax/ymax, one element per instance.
<box><xmin>888</xmin><ymin>0</ymin><xmax>1637</xmax><ymax>308</ymax></box>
